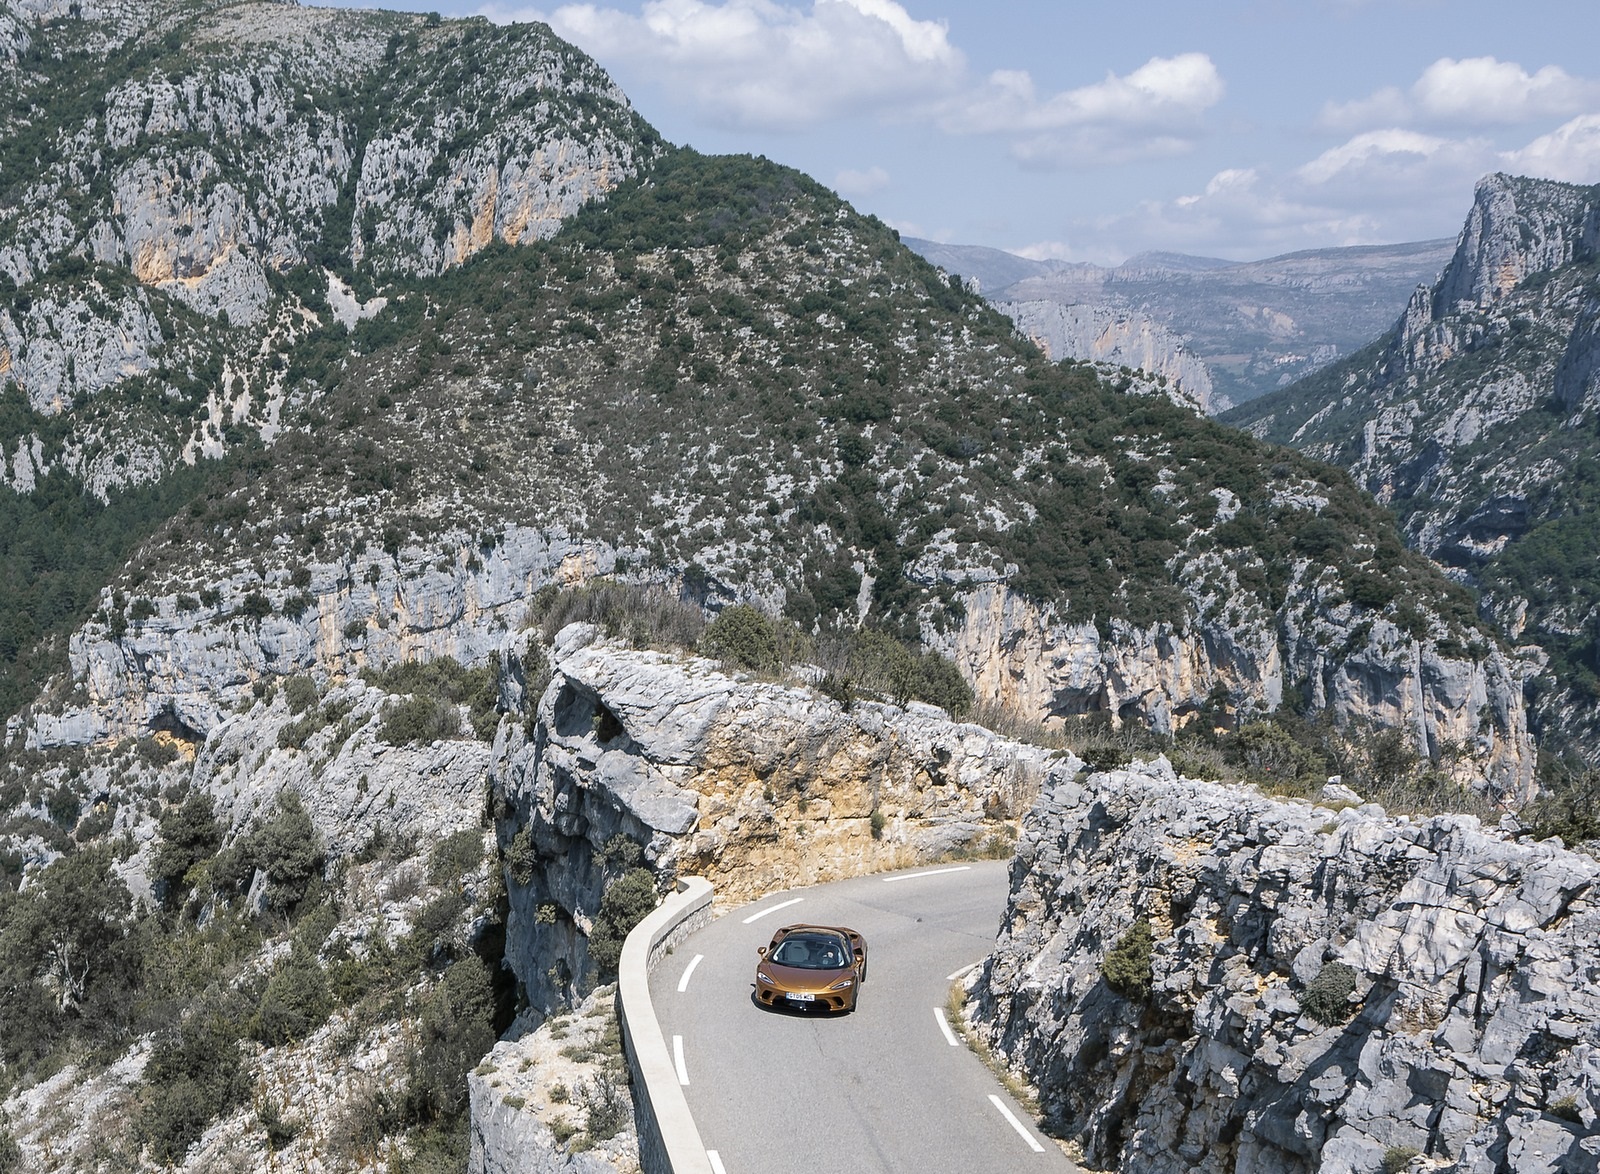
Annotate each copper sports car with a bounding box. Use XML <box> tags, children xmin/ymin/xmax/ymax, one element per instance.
<box><xmin>754</xmin><ymin>924</ymin><xmax>868</xmax><ymax>1012</ymax></box>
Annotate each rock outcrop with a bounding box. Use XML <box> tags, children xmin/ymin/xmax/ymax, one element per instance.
<box><xmin>489</xmin><ymin>625</ymin><xmax>1057</xmax><ymax>1015</ymax></box>
<box><xmin>940</xmin><ymin>574</ymin><xmax>1533</xmax><ymax>804</ymax></box>
<box><xmin>11</xmin><ymin>525</ymin><xmax>623</xmax><ymax>751</ymax></box>
<box><xmin>0</xmin><ymin>0</ymin><xmax>655</xmax><ymax>496</ymax></box>
<box><xmin>973</xmin><ymin>759</ymin><xmax>1600</xmax><ymax>1174</ymax></box>
<box><xmin>999</xmin><ymin>298</ymin><xmax>1223</xmax><ymax>413</ymax></box>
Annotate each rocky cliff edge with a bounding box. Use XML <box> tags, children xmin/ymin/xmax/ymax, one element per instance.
<box><xmin>973</xmin><ymin>757</ymin><xmax>1599</xmax><ymax>1174</ymax></box>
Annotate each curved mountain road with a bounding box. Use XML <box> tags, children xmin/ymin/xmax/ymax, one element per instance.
<box><xmin>648</xmin><ymin>860</ymin><xmax>1078</xmax><ymax>1174</ymax></box>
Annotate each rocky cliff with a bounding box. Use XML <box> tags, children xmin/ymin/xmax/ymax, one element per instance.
<box><xmin>1227</xmin><ymin>174</ymin><xmax>1600</xmax><ymax>761</ymax></box>
<box><xmin>488</xmin><ymin>624</ymin><xmax>1053</xmax><ymax>1013</ymax></box>
<box><xmin>941</xmin><ymin>581</ymin><xmax>1531</xmax><ymax>802</ymax></box>
<box><xmin>0</xmin><ymin>0</ymin><xmax>655</xmax><ymax>497</ymax></box>
<box><xmin>999</xmin><ymin>298</ymin><xmax>1223</xmax><ymax>413</ymax></box>
<box><xmin>972</xmin><ymin>757</ymin><xmax>1600</xmax><ymax>1174</ymax></box>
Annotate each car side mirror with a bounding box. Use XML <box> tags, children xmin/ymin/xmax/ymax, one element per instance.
<box><xmin>757</xmin><ymin>945</ymin><xmax>768</xmax><ymax>957</ymax></box>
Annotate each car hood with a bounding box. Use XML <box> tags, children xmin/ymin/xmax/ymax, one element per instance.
<box><xmin>763</xmin><ymin>963</ymin><xmax>854</xmax><ymax>983</ymax></box>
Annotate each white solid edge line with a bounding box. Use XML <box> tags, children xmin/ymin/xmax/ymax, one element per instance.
<box><xmin>988</xmin><ymin>1094</ymin><xmax>1046</xmax><ymax>1153</ymax></box>
<box><xmin>882</xmin><ymin>865</ymin><xmax>973</xmax><ymax>883</ymax></box>
<box><xmin>934</xmin><ymin>1007</ymin><xmax>960</xmax><ymax>1047</ymax></box>
<box><xmin>742</xmin><ymin>896</ymin><xmax>804</xmax><ymax>924</ymax></box>
<box><xmin>707</xmin><ymin>1152</ymin><xmax>727</xmax><ymax>1174</ymax></box>
<box><xmin>678</xmin><ymin>953</ymin><xmax>705</xmax><ymax>993</ymax></box>
<box><xmin>673</xmin><ymin>1035</ymin><xmax>690</xmax><ymax>1086</ymax></box>
<box><xmin>947</xmin><ymin>962</ymin><xmax>978</xmax><ymax>982</ymax></box>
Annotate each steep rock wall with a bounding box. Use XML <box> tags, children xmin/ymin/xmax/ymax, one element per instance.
<box><xmin>488</xmin><ymin>625</ymin><xmax>1057</xmax><ymax>1016</ymax></box>
<box><xmin>972</xmin><ymin>760</ymin><xmax>1600</xmax><ymax>1174</ymax></box>
<box><xmin>1000</xmin><ymin>298</ymin><xmax>1223</xmax><ymax>414</ymax></box>
<box><xmin>10</xmin><ymin>526</ymin><xmax>622</xmax><ymax>750</ymax></box>
<box><xmin>942</xmin><ymin>581</ymin><xmax>1534</xmax><ymax>803</ymax></box>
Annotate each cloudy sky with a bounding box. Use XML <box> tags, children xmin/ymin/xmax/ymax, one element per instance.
<box><xmin>359</xmin><ymin>0</ymin><xmax>1600</xmax><ymax>264</ymax></box>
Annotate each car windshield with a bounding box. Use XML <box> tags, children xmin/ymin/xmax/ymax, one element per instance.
<box><xmin>772</xmin><ymin>934</ymin><xmax>848</xmax><ymax>970</ymax></box>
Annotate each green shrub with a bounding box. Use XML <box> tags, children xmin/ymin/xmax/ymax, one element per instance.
<box><xmin>379</xmin><ymin>694</ymin><xmax>462</xmax><ymax>745</ymax></box>
<box><xmin>152</xmin><ymin>792</ymin><xmax>225</xmax><ymax>908</ymax></box>
<box><xmin>138</xmin><ymin>991</ymin><xmax>253</xmax><ymax>1162</ymax></box>
<box><xmin>213</xmin><ymin>791</ymin><xmax>325</xmax><ymax>914</ymax></box>
<box><xmin>402</xmin><ymin>958</ymin><xmax>497</xmax><ymax>1126</ymax></box>
<box><xmin>365</xmin><ymin>657</ymin><xmax>499</xmax><ymax>741</ymax></box>
<box><xmin>1382</xmin><ymin>1145</ymin><xmax>1420</xmax><ymax>1174</ymax></box>
<box><xmin>528</xmin><ymin>580</ymin><xmax>703</xmax><ymax>650</ymax></box>
<box><xmin>429</xmin><ymin>829</ymin><xmax>485</xmax><ymax>884</ymax></box>
<box><xmin>1102</xmin><ymin>918</ymin><xmax>1154</xmax><ymax>1002</ymax></box>
<box><xmin>700</xmin><ymin>604</ymin><xmax>779</xmax><ymax>670</ymax></box>
<box><xmin>283</xmin><ymin>675</ymin><xmax>318</xmax><ymax>714</ymax></box>
<box><xmin>135</xmin><ymin>735</ymin><xmax>181</xmax><ymax>767</ymax></box>
<box><xmin>250</xmin><ymin>944</ymin><xmax>332</xmax><ymax>1045</ymax></box>
<box><xmin>1523</xmin><ymin>768</ymin><xmax>1600</xmax><ymax>846</ymax></box>
<box><xmin>1300</xmin><ymin>961</ymin><xmax>1361</xmax><ymax>1025</ymax></box>
<box><xmin>588</xmin><ymin>868</ymin><xmax>658</xmax><ymax>975</ymax></box>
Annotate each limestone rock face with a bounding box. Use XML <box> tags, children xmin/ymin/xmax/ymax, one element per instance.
<box><xmin>0</xmin><ymin>0</ymin><xmax>653</xmax><ymax>496</ymax></box>
<box><xmin>941</xmin><ymin>575</ymin><xmax>1534</xmax><ymax>804</ymax></box>
<box><xmin>1000</xmin><ymin>298</ymin><xmax>1223</xmax><ymax>413</ymax></box>
<box><xmin>16</xmin><ymin>525</ymin><xmax>621</xmax><ymax>751</ymax></box>
<box><xmin>489</xmin><ymin>626</ymin><xmax>1059</xmax><ymax>1015</ymax></box>
<box><xmin>972</xmin><ymin>761</ymin><xmax>1600</xmax><ymax>1174</ymax></box>
<box><xmin>467</xmin><ymin>985</ymin><xmax>640</xmax><ymax>1174</ymax></box>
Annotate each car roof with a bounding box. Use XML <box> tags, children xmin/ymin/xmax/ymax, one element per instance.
<box><xmin>775</xmin><ymin>924</ymin><xmax>858</xmax><ymax>940</ymax></box>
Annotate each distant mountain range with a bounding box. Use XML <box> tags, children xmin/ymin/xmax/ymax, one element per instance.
<box><xmin>905</xmin><ymin>236</ymin><xmax>1456</xmax><ymax>410</ymax></box>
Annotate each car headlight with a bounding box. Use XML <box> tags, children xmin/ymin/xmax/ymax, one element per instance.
<box><xmin>757</xmin><ymin>971</ymin><xmax>774</xmax><ymax>985</ymax></box>
<box><xmin>829</xmin><ymin>978</ymin><xmax>854</xmax><ymax>991</ymax></box>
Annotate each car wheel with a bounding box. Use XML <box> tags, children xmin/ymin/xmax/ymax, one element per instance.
<box><xmin>859</xmin><ymin>957</ymin><xmax>867</xmax><ymax>984</ymax></box>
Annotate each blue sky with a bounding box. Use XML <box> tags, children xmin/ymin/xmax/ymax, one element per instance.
<box><xmin>347</xmin><ymin>0</ymin><xmax>1600</xmax><ymax>263</ymax></box>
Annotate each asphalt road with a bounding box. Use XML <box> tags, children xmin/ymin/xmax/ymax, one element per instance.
<box><xmin>648</xmin><ymin>860</ymin><xmax>1079</xmax><ymax>1174</ymax></box>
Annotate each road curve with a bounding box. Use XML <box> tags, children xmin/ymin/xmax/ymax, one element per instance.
<box><xmin>648</xmin><ymin>860</ymin><xmax>1078</xmax><ymax>1174</ymax></box>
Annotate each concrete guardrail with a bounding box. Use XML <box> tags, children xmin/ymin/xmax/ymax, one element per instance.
<box><xmin>617</xmin><ymin>876</ymin><xmax>716</xmax><ymax>1174</ymax></box>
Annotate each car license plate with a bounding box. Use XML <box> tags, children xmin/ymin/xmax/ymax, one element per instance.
<box><xmin>786</xmin><ymin>992</ymin><xmax>815</xmax><ymax>1003</ymax></box>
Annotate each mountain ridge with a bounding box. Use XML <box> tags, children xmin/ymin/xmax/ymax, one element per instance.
<box><xmin>1226</xmin><ymin>171</ymin><xmax>1600</xmax><ymax>765</ymax></box>
<box><xmin>906</xmin><ymin>234</ymin><xmax>1457</xmax><ymax>408</ymax></box>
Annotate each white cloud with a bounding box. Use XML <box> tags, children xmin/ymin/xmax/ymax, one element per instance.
<box><xmin>945</xmin><ymin>52</ymin><xmax>1224</xmax><ymax>166</ymax></box>
<box><xmin>834</xmin><ymin>164</ymin><xmax>890</xmax><ymax>196</ymax></box>
<box><xmin>503</xmin><ymin>0</ymin><xmax>963</xmax><ymax>130</ymax></box>
<box><xmin>1013</xmin><ymin>240</ymin><xmax>1076</xmax><ymax>261</ymax></box>
<box><xmin>1321</xmin><ymin>56</ymin><xmax>1600</xmax><ymax>132</ymax></box>
<box><xmin>1078</xmin><ymin>110</ymin><xmax>1600</xmax><ymax>263</ymax></box>
<box><xmin>1295</xmin><ymin>129</ymin><xmax>1464</xmax><ymax>186</ymax></box>
<box><xmin>1413</xmin><ymin>57</ymin><xmax>1594</xmax><ymax>125</ymax></box>
<box><xmin>1506</xmin><ymin>113</ymin><xmax>1600</xmax><ymax>183</ymax></box>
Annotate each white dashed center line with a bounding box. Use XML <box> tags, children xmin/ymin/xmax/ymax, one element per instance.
<box><xmin>677</xmin><ymin>953</ymin><xmax>704</xmax><ymax>993</ymax></box>
<box><xmin>988</xmin><ymin>1094</ymin><xmax>1046</xmax><ymax>1153</ymax></box>
<box><xmin>882</xmin><ymin>865</ymin><xmax>972</xmax><ymax>883</ymax></box>
<box><xmin>934</xmin><ymin>1007</ymin><xmax>961</xmax><ymax>1046</ymax></box>
<box><xmin>707</xmin><ymin>1151</ymin><xmax>727</xmax><ymax>1174</ymax></box>
<box><xmin>742</xmin><ymin>896</ymin><xmax>804</xmax><ymax>923</ymax></box>
<box><xmin>673</xmin><ymin>1035</ymin><xmax>689</xmax><ymax>1086</ymax></box>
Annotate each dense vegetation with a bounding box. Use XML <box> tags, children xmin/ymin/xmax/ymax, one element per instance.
<box><xmin>0</xmin><ymin>457</ymin><xmax>212</xmax><ymax>717</ymax></box>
